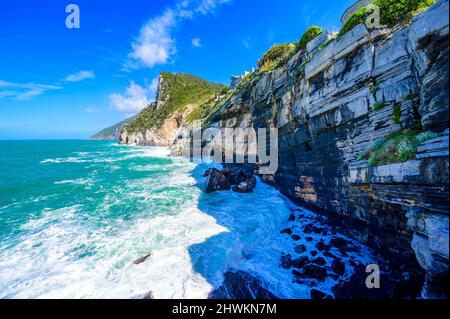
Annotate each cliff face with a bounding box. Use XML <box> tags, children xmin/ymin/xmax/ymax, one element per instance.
<box><xmin>175</xmin><ymin>1</ymin><xmax>449</xmax><ymax>297</ymax></box>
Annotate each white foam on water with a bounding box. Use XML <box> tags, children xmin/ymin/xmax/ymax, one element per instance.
<box><xmin>1</xmin><ymin>146</ymin><xmax>377</xmax><ymax>299</ymax></box>
<box><xmin>54</xmin><ymin>179</ymin><xmax>93</xmax><ymax>185</ymax></box>
<box><xmin>0</xmin><ymin>199</ymin><xmax>227</xmax><ymax>299</ymax></box>
<box><xmin>121</xmin><ymin>146</ymin><xmax>171</xmax><ymax>159</ymax></box>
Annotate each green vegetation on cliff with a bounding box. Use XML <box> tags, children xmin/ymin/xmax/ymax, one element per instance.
<box><xmin>126</xmin><ymin>73</ymin><xmax>226</xmax><ymax>133</ymax></box>
<box><xmin>358</xmin><ymin>129</ymin><xmax>439</xmax><ymax>166</ymax></box>
<box><xmin>375</xmin><ymin>0</ymin><xmax>436</xmax><ymax>26</ymax></box>
<box><xmin>337</xmin><ymin>0</ymin><xmax>436</xmax><ymax>39</ymax></box>
<box><xmin>257</xmin><ymin>26</ymin><xmax>324</xmax><ymax>74</ymax></box>
<box><xmin>258</xmin><ymin>43</ymin><xmax>297</xmax><ymax>74</ymax></box>
<box><xmin>339</xmin><ymin>6</ymin><xmax>369</xmax><ymax>37</ymax></box>
<box><xmin>186</xmin><ymin>88</ymin><xmax>234</xmax><ymax>124</ymax></box>
<box><xmin>298</xmin><ymin>26</ymin><xmax>324</xmax><ymax>50</ymax></box>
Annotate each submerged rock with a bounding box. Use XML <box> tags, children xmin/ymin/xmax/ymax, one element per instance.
<box><xmin>293</xmin><ymin>264</ymin><xmax>328</xmax><ymax>282</ymax></box>
<box><xmin>292</xmin><ymin>256</ymin><xmax>309</xmax><ymax>269</ymax></box>
<box><xmin>280</xmin><ymin>254</ymin><xmax>293</xmax><ymax>269</ymax></box>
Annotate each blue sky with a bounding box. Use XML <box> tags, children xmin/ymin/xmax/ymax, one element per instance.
<box><xmin>0</xmin><ymin>0</ymin><xmax>354</xmax><ymax>139</ymax></box>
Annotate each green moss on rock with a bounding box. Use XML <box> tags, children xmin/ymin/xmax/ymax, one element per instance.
<box><xmin>339</xmin><ymin>6</ymin><xmax>369</xmax><ymax>38</ymax></box>
<box><xmin>258</xmin><ymin>43</ymin><xmax>297</xmax><ymax>74</ymax></box>
<box><xmin>298</xmin><ymin>26</ymin><xmax>324</xmax><ymax>50</ymax></box>
<box><xmin>358</xmin><ymin>129</ymin><xmax>439</xmax><ymax>166</ymax></box>
<box><xmin>374</xmin><ymin>0</ymin><xmax>436</xmax><ymax>26</ymax></box>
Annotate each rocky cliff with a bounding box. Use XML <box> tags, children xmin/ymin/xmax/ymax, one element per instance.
<box><xmin>118</xmin><ymin>72</ymin><xmax>227</xmax><ymax>146</ymax></box>
<box><xmin>208</xmin><ymin>0</ymin><xmax>449</xmax><ymax>298</ymax></box>
<box><xmin>120</xmin><ymin>0</ymin><xmax>449</xmax><ymax>298</ymax></box>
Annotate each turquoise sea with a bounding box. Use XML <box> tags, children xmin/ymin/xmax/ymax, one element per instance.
<box><xmin>0</xmin><ymin>140</ymin><xmax>375</xmax><ymax>299</ymax></box>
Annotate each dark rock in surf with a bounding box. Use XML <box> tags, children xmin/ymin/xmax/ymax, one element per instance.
<box><xmin>205</xmin><ymin>168</ymin><xmax>231</xmax><ymax>193</ymax></box>
<box><xmin>133</xmin><ymin>253</ymin><xmax>152</xmax><ymax>265</ymax></box>
<box><xmin>280</xmin><ymin>254</ymin><xmax>293</xmax><ymax>269</ymax></box>
<box><xmin>292</xmin><ymin>256</ymin><xmax>309</xmax><ymax>269</ymax></box>
<box><xmin>312</xmin><ymin>257</ymin><xmax>327</xmax><ymax>266</ymax></box>
<box><xmin>331</xmin><ymin>259</ymin><xmax>346</xmax><ymax>276</ymax></box>
<box><xmin>293</xmin><ymin>264</ymin><xmax>328</xmax><ymax>281</ymax></box>
<box><xmin>232</xmin><ymin>176</ymin><xmax>256</xmax><ymax>193</ymax></box>
<box><xmin>142</xmin><ymin>291</ymin><xmax>154</xmax><ymax>299</ymax></box>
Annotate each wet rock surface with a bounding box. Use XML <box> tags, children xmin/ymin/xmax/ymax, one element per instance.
<box><xmin>279</xmin><ymin>206</ymin><xmax>425</xmax><ymax>299</ymax></box>
<box><xmin>204</xmin><ymin>168</ymin><xmax>231</xmax><ymax>193</ymax></box>
<box><xmin>133</xmin><ymin>253</ymin><xmax>152</xmax><ymax>265</ymax></box>
<box><xmin>204</xmin><ymin>166</ymin><xmax>257</xmax><ymax>194</ymax></box>
<box><xmin>209</xmin><ymin>271</ymin><xmax>277</xmax><ymax>299</ymax></box>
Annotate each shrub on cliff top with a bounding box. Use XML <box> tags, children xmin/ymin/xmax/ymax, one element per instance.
<box><xmin>358</xmin><ymin>129</ymin><xmax>439</xmax><ymax>166</ymax></box>
<box><xmin>338</xmin><ymin>6</ymin><xmax>369</xmax><ymax>37</ymax></box>
<box><xmin>338</xmin><ymin>0</ymin><xmax>436</xmax><ymax>38</ymax></box>
<box><xmin>258</xmin><ymin>43</ymin><xmax>296</xmax><ymax>74</ymax></box>
<box><xmin>298</xmin><ymin>26</ymin><xmax>324</xmax><ymax>50</ymax></box>
<box><xmin>374</xmin><ymin>0</ymin><xmax>436</xmax><ymax>26</ymax></box>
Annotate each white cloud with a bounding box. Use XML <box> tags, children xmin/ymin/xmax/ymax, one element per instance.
<box><xmin>108</xmin><ymin>80</ymin><xmax>157</xmax><ymax>115</ymax></box>
<box><xmin>192</xmin><ymin>38</ymin><xmax>202</xmax><ymax>47</ymax></box>
<box><xmin>126</xmin><ymin>0</ymin><xmax>231</xmax><ymax>69</ymax></box>
<box><xmin>65</xmin><ymin>70</ymin><xmax>95</xmax><ymax>82</ymax></box>
<box><xmin>0</xmin><ymin>80</ymin><xmax>63</xmax><ymax>101</ymax></box>
<box><xmin>127</xmin><ymin>10</ymin><xmax>177</xmax><ymax>69</ymax></box>
<box><xmin>195</xmin><ymin>0</ymin><xmax>231</xmax><ymax>15</ymax></box>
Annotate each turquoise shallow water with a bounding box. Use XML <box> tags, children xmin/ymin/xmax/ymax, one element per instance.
<box><xmin>0</xmin><ymin>140</ymin><xmax>375</xmax><ymax>299</ymax></box>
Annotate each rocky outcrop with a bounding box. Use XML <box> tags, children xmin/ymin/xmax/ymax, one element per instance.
<box><xmin>204</xmin><ymin>166</ymin><xmax>257</xmax><ymax>194</ymax></box>
<box><xmin>203</xmin><ymin>0</ymin><xmax>449</xmax><ymax>298</ymax></box>
<box><xmin>118</xmin><ymin>73</ymin><xmax>226</xmax><ymax>147</ymax></box>
<box><xmin>119</xmin><ymin>103</ymin><xmax>185</xmax><ymax>146</ymax></box>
